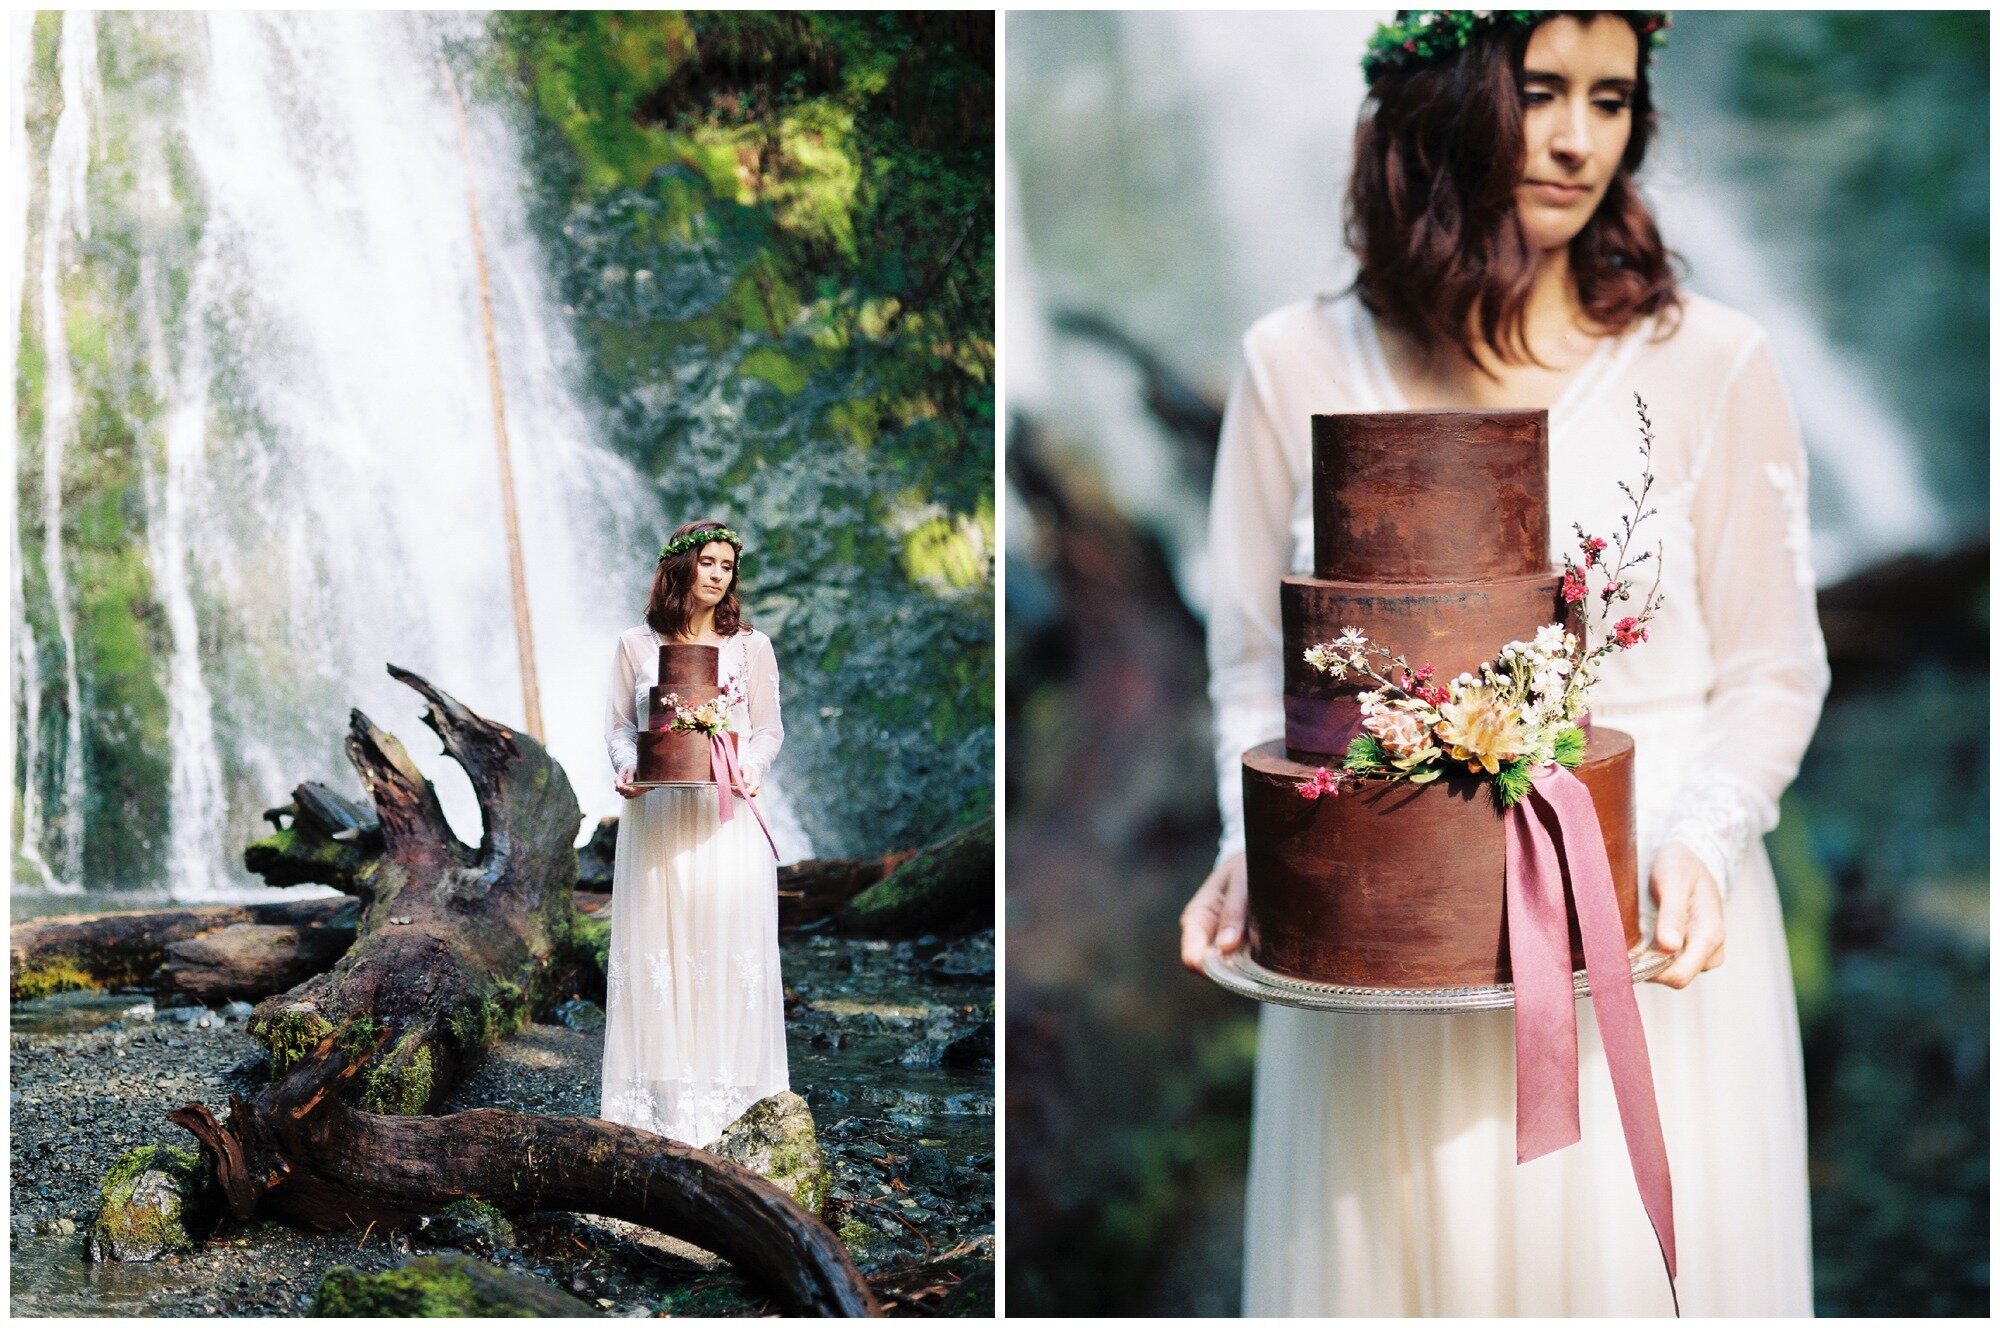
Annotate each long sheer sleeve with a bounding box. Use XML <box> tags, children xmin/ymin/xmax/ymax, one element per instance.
<box><xmin>1657</xmin><ymin>334</ymin><xmax>1831</xmax><ymax>899</ymax></box>
<box><xmin>1206</xmin><ymin>345</ymin><xmax>1305</xmax><ymax>870</ymax></box>
<box><xmin>739</xmin><ymin>631</ymin><xmax>785</xmax><ymax>784</ymax></box>
<box><xmin>606</xmin><ymin>634</ymin><xmax>639</xmax><ymax>776</ymax></box>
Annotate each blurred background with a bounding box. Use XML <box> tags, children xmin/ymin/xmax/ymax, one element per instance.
<box><xmin>1006</xmin><ymin>10</ymin><xmax>1986</xmax><ymax>1317</ymax></box>
<box><xmin>12</xmin><ymin>11</ymin><xmax>994</xmax><ymax>912</ymax></box>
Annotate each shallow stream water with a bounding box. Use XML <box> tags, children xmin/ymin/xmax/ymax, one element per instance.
<box><xmin>9</xmin><ymin>911</ymin><xmax>993</xmax><ymax>1317</ymax></box>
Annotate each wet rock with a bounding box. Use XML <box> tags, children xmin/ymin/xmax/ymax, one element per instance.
<box><xmin>902</xmin><ymin>1145</ymin><xmax>951</xmax><ymax>1190</ymax></box>
<box><xmin>553</xmin><ymin>998</ymin><xmax>605</xmax><ymax>1034</ymax></box>
<box><xmin>413</xmin><ymin>1197</ymin><xmax>516</xmax><ymax>1255</ymax></box>
<box><xmin>940</xmin><ymin>1020</ymin><xmax>994</xmax><ymax>1070</ymax></box>
<box><xmin>804</xmin><ymin>1083</ymin><xmax>850</xmax><ymax>1111</ymax></box>
<box><xmin>88</xmin><ymin>1144</ymin><xmax>212</xmax><ymax>1263</ymax></box>
<box><xmin>312</xmin><ymin>1252</ymin><xmax>598</xmax><ymax>1317</ymax></box>
<box><xmin>221</xmin><ymin>1001</ymin><xmax>255</xmax><ymax>1022</ymax></box>
<box><xmin>712</xmin><ymin>1091</ymin><xmax>832</xmax><ymax>1216</ymax></box>
<box><xmin>577</xmin><ymin>816</ymin><xmax>618</xmax><ymax>891</ymax></box>
<box><xmin>924</xmin><ymin>931</ymin><xmax>995</xmax><ymax>982</ymax></box>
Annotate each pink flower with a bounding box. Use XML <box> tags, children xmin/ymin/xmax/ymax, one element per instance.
<box><xmin>1600</xmin><ymin>580</ymin><xmax>1621</xmax><ymax>604</ymax></box>
<box><xmin>1297</xmin><ymin>766</ymin><xmax>1347</xmax><ymax>800</ymax></box>
<box><xmin>1581</xmin><ymin>535</ymin><xmax>1608</xmax><ymax>567</ymax></box>
<box><xmin>1613</xmin><ymin>616</ymin><xmax>1648</xmax><ymax>649</ymax></box>
<box><xmin>1561</xmin><ymin>567</ymin><xmax>1587</xmax><ymax>604</ymax></box>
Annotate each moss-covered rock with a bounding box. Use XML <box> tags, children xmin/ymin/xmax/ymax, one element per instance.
<box><xmin>311</xmin><ymin>1251</ymin><xmax>596</xmax><ymax>1317</ymax></box>
<box><xmin>87</xmin><ymin>1143</ymin><xmax>210</xmax><ymax>1263</ymax></box>
<box><xmin>413</xmin><ymin>1197</ymin><xmax>516</xmax><ymax>1255</ymax></box>
<box><xmin>711</xmin><ymin>1089</ymin><xmax>831</xmax><ymax>1215</ymax></box>
<box><xmin>836</xmin><ymin>815</ymin><xmax>993</xmax><ymax>937</ymax></box>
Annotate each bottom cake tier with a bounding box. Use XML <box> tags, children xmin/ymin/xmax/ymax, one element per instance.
<box><xmin>1241</xmin><ymin>726</ymin><xmax>1637</xmax><ymax>989</ymax></box>
<box><xmin>636</xmin><ymin>729</ymin><xmax>736</xmax><ymax>785</ymax></box>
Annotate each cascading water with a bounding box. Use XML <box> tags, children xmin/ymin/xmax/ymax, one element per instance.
<box><xmin>27</xmin><ymin>9</ymin><xmax>96</xmax><ymax>888</ymax></box>
<box><xmin>14</xmin><ymin>12</ymin><xmax>811</xmax><ymax>899</ymax></box>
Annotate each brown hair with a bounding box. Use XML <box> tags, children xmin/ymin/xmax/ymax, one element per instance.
<box><xmin>645</xmin><ymin>520</ymin><xmax>749</xmax><ymax>640</ymax></box>
<box><xmin>1344</xmin><ymin>11</ymin><xmax>1680</xmax><ymax>371</ymax></box>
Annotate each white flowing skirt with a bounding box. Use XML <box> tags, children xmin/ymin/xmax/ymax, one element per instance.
<box><xmin>1241</xmin><ymin>708</ymin><xmax>1814</xmax><ymax>1316</ymax></box>
<box><xmin>598</xmin><ymin>784</ymin><xmax>788</xmax><ymax>1147</ymax></box>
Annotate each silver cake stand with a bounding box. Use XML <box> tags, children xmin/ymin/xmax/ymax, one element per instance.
<box><xmin>1205</xmin><ymin>944</ymin><xmax>1674</xmax><ymax>1014</ymax></box>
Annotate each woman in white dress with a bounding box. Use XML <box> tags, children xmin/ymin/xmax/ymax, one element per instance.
<box><xmin>600</xmin><ymin>519</ymin><xmax>789</xmax><ymax>1146</ymax></box>
<box><xmin>1178</xmin><ymin>13</ymin><xmax>1829</xmax><ymax>1315</ymax></box>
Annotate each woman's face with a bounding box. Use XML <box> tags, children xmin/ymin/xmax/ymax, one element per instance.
<box><xmin>1514</xmin><ymin>15</ymin><xmax>1640</xmax><ymax>255</ymax></box>
<box><xmin>691</xmin><ymin>541</ymin><xmax>736</xmax><ymax>608</ymax></box>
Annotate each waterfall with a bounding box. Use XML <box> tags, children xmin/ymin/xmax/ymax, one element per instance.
<box><xmin>27</xmin><ymin>11</ymin><xmax>98</xmax><ymax>886</ymax></box>
<box><xmin>13</xmin><ymin>12</ymin><xmax>813</xmax><ymax>897</ymax></box>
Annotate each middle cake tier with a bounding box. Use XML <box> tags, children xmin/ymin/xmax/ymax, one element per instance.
<box><xmin>1281</xmin><ymin>570</ymin><xmax>1571</xmax><ymax>758</ymax></box>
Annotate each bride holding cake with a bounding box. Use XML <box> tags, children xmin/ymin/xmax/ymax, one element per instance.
<box><xmin>599</xmin><ymin>519</ymin><xmax>789</xmax><ymax>1146</ymax></box>
<box><xmin>1178</xmin><ymin>12</ymin><xmax>1827</xmax><ymax>1315</ymax></box>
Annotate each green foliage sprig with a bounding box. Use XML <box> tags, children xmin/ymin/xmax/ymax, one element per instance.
<box><xmin>1362</xmin><ymin>10</ymin><xmax>1671</xmax><ymax>83</ymax></box>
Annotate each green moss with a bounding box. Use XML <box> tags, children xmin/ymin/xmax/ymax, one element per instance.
<box><xmin>314</xmin><ymin>1252</ymin><xmax>589</xmax><ymax>1316</ymax></box>
<box><xmin>358</xmin><ymin>1025</ymin><xmax>436</xmax><ymax>1116</ymax></box>
<box><xmin>258</xmin><ymin>1004</ymin><xmax>335</xmax><ymax>1076</ymax></box>
<box><xmin>91</xmin><ymin>1144</ymin><xmax>207</xmax><ymax>1262</ymax></box>
<box><xmin>313</xmin><ymin>1261</ymin><xmax>485</xmax><ymax>1317</ymax></box>
<box><xmin>12</xmin><ymin>957</ymin><xmax>98</xmax><ymax>1000</ymax></box>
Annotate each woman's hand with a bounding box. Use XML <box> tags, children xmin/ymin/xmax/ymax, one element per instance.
<box><xmin>614</xmin><ymin>765</ymin><xmax>643</xmax><ymax>800</ymax></box>
<box><xmin>1648</xmin><ymin>842</ymin><xmax>1726</xmax><ymax>988</ymax></box>
<box><xmin>1180</xmin><ymin>852</ymin><xmax>1248</xmax><ymax>973</ymax></box>
<box><xmin>741</xmin><ymin>768</ymin><xmax>762</xmax><ymax>798</ymax></box>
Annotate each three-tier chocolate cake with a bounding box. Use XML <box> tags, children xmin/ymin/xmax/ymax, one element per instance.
<box><xmin>1241</xmin><ymin>410</ymin><xmax>1640</xmax><ymax>989</ymax></box>
<box><xmin>636</xmin><ymin>643</ymin><xmax>734</xmax><ymax>786</ymax></box>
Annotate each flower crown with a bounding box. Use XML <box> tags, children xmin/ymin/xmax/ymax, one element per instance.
<box><xmin>1362</xmin><ymin>10</ymin><xmax>1670</xmax><ymax>83</ymax></box>
<box><xmin>659</xmin><ymin>527</ymin><xmax>744</xmax><ymax>562</ymax></box>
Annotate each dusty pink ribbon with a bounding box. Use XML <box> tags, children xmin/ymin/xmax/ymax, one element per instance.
<box><xmin>1505</xmin><ymin>763</ymin><xmax>1678</xmax><ymax>1314</ymax></box>
<box><xmin>707</xmin><ymin>732</ymin><xmax>777</xmax><ymax>860</ymax></box>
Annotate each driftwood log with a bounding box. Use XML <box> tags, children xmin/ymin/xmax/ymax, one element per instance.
<box><xmin>836</xmin><ymin>817</ymin><xmax>994</xmax><ymax>937</ymax></box>
<box><xmin>10</xmin><ymin>897</ymin><xmax>358</xmax><ymax>1002</ymax></box>
<box><xmin>779</xmin><ymin>851</ymin><xmax>918</xmax><ymax>928</ymax></box>
<box><xmin>161</xmin><ymin>664</ymin><xmax>877</xmax><ymax>1317</ymax></box>
<box><xmin>155</xmin><ymin>920</ymin><xmax>357</xmax><ymax>1006</ymax></box>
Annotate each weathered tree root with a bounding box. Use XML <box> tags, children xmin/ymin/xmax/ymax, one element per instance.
<box><xmin>170</xmin><ymin>1030</ymin><xmax>877</xmax><ymax>1316</ymax></box>
<box><xmin>156</xmin><ymin>664</ymin><xmax>877</xmax><ymax>1316</ymax></box>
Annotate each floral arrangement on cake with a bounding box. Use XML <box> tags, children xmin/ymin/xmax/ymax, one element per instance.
<box><xmin>656</xmin><ymin>675</ymin><xmax>744</xmax><ymax>738</ymax></box>
<box><xmin>1298</xmin><ymin>396</ymin><xmax>1666</xmax><ymax>809</ymax></box>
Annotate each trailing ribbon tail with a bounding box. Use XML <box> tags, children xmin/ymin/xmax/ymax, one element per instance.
<box><xmin>707</xmin><ymin>732</ymin><xmax>779</xmax><ymax>860</ymax></box>
<box><xmin>1506</xmin><ymin>765</ymin><xmax>1679</xmax><ymax>1314</ymax></box>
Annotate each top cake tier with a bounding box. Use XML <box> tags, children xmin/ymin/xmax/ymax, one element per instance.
<box><xmin>658</xmin><ymin>642</ymin><xmax>719</xmax><ymax>687</ymax></box>
<box><xmin>1312</xmin><ymin>410</ymin><xmax>1549</xmax><ymax>583</ymax></box>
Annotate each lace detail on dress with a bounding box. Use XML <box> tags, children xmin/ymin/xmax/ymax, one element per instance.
<box><xmin>1660</xmin><ymin>774</ymin><xmax>1780</xmax><ymax>903</ymax></box>
<box><xmin>733</xmin><ymin>948</ymin><xmax>766</xmax><ymax>1010</ymax></box>
<box><xmin>1764</xmin><ymin>462</ymin><xmax>1817</xmax><ymax>592</ymax></box>
<box><xmin>606</xmin><ymin>946</ymin><xmax>630</xmax><ymax>1010</ymax></box>
<box><xmin>602</xmin><ymin>1074</ymin><xmax>763</xmax><ymax>1147</ymax></box>
<box><xmin>645</xmin><ymin>948</ymin><xmax>676</xmax><ymax>1012</ymax></box>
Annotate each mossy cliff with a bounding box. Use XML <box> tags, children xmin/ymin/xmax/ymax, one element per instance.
<box><xmin>489</xmin><ymin>12</ymin><xmax>996</xmax><ymax>855</ymax></box>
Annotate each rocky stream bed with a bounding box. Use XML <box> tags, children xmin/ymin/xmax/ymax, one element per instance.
<box><xmin>10</xmin><ymin>921</ymin><xmax>995</xmax><ymax>1317</ymax></box>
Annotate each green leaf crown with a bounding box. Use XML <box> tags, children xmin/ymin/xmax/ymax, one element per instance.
<box><xmin>1362</xmin><ymin>10</ymin><xmax>1670</xmax><ymax>83</ymax></box>
<box><xmin>659</xmin><ymin>526</ymin><xmax>744</xmax><ymax>562</ymax></box>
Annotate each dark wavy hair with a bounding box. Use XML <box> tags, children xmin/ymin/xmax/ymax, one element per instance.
<box><xmin>1345</xmin><ymin>11</ymin><xmax>1681</xmax><ymax>371</ymax></box>
<box><xmin>646</xmin><ymin>520</ymin><xmax>749</xmax><ymax>640</ymax></box>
